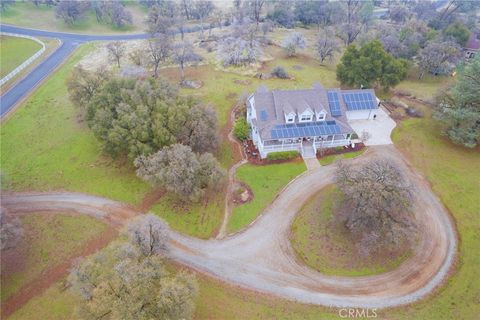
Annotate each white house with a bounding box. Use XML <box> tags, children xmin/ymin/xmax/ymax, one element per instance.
<box><xmin>246</xmin><ymin>83</ymin><xmax>380</xmax><ymax>159</ymax></box>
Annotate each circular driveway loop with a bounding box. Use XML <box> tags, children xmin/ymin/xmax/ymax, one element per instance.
<box><xmin>2</xmin><ymin>145</ymin><xmax>457</xmax><ymax>309</ymax></box>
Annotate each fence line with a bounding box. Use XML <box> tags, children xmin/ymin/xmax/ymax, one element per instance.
<box><xmin>0</xmin><ymin>32</ymin><xmax>46</xmax><ymax>86</ymax></box>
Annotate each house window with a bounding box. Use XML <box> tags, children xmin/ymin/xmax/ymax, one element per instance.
<box><xmin>300</xmin><ymin>115</ymin><xmax>312</xmax><ymax>121</ymax></box>
<box><xmin>287</xmin><ymin>117</ymin><xmax>294</xmax><ymax>123</ymax></box>
<box><xmin>317</xmin><ymin>113</ymin><xmax>325</xmax><ymax>121</ymax></box>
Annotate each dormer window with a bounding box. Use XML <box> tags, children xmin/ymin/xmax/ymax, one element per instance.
<box><xmin>317</xmin><ymin>111</ymin><xmax>326</xmax><ymax>121</ymax></box>
<box><xmin>285</xmin><ymin>112</ymin><xmax>296</xmax><ymax>123</ymax></box>
<box><xmin>299</xmin><ymin>109</ymin><xmax>314</xmax><ymax>123</ymax></box>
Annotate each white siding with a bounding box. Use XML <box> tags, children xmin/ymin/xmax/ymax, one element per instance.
<box><xmin>346</xmin><ymin>109</ymin><xmax>376</xmax><ymax>120</ymax></box>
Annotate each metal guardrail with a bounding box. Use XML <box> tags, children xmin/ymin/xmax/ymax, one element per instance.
<box><xmin>0</xmin><ymin>32</ymin><xmax>46</xmax><ymax>86</ymax></box>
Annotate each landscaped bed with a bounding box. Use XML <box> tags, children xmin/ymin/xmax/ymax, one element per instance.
<box><xmin>318</xmin><ymin>145</ymin><xmax>366</xmax><ymax>166</ymax></box>
<box><xmin>290</xmin><ymin>185</ymin><xmax>411</xmax><ymax>276</ymax></box>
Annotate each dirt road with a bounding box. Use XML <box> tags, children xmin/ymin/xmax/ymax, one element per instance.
<box><xmin>1</xmin><ymin>145</ymin><xmax>457</xmax><ymax>310</ymax></box>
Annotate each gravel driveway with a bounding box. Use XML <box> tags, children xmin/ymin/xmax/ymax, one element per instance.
<box><xmin>348</xmin><ymin>107</ymin><xmax>397</xmax><ymax>145</ymax></box>
<box><xmin>2</xmin><ymin>146</ymin><xmax>456</xmax><ymax>309</ymax></box>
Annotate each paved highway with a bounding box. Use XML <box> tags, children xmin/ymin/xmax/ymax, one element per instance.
<box><xmin>0</xmin><ymin>25</ymin><xmax>149</xmax><ymax>117</ymax></box>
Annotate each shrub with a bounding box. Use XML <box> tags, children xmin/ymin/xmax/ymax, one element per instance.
<box><xmin>271</xmin><ymin>66</ymin><xmax>289</xmax><ymax>79</ymax></box>
<box><xmin>267</xmin><ymin>151</ymin><xmax>299</xmax><ymax>160</ymax></box>
<box><xmin>233</xmin><ymin>118</ymin><xmax>250</xmax><ymax>141</ymax></box>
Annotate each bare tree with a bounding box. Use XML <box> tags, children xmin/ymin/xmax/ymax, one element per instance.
<box><xmin>181</xmin><ymin>0</ymin><xmax>193</xmax><ymax>20</ymax></box>
<box><xmin>55</xmin><ymin>0</ymin><xmax>89</xmax><ymax>25</ymax></box>
<box><xmin>0</xmin><ymin>209</ymin><xmax>23</xmax><ymax>251</ymax></box>
<box><xmin>146</xmin><ymin>4</ymin><xmax>175</xmax><ymax>35</ymax></box>
<box><xmin>68</xmin><ymin>241</ymin><xmax>198</xmax><ymax>320</ymax></box>
<box><xmin>360</xmin><ymin>130</ymin><xmax>370</xmax><ymax>144</ymax></box>
<box><xmin>315</xmin><ymin>27</ymin><xmax>341</xmax><ymax>63</ymax></box>
<box><xmin>106</xmin><ymin>41</ymin><xmax>125</xmax><ymax>68</ymax></box>
<box><xmin>261</xmin><ymin>19</ymin><xmax>273</xmax><ymax>37</ymax></box>
<box><xmin>135</xmin><ymin>144</ymin><xmax>225</xmax><ymax>202</ymax></box>
<box><xmin>418</xmin><ymin>40</ymin><xmax>461</xmax><ymax>79</ymax></box>
<box><xmin>0</xmin><ymin>0</ymin><xmax>14</xmax><ymax>12</ymax></box>
<box><xmin>94</xmin><ymin>1</ymin><xmax>133</xmax><ymax>27</ymax></box>
<box><xmin>389</xmin><ymin>4</ymin><xmax>410</xmax><ymax>23</ymax></box>
<box><xmin>193</xmin><ymin>0</ymin><xmax>215</xmax><ymax>37</ymax></box>
<box><xmin>338</xmin><ymin>0</ymin><xmax>373</xmax><ymax>45</ymax></box>
<box><xmin>217</xmin><ymin>37</ymin><xmax>261</xmax><ymax>66</ymax></box>
<box><xmin>172</xmin><ymin>41</ymin><xmax>201</xmax><ymax>82</ymax></box>
<box><xmin>67</xmin><ymin>66</ymin><xmax>110</xmax><ymax>108</ymax></box>
<box><xmin>335</xmin><ymin>160</ymin><xmax>416</xmax><ymax>254</ymax></box>
<box><xmin>245</xmin><ymin>0</ymin><xmax>265</xmax><ymax>25</ymax></box>
<box><xmin>126</xmin><ymin>214</ymin><xmax>169</xmax><ymax>257</ymax></box>
<box><xmin>146</xmin><ymin>34</ymin><xmax>172</xmax><ymax>77</ymax></box>
<box><xmin>282</xmin><ymin>32</ymin><xmax>307</xmax><ymax>57</ymax></box>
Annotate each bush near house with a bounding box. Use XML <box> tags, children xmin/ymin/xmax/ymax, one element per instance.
<box><xmin>267</xmin><ymin>151</ymin><xmax>299</xmax><ymax>161</ymax></box>
<box><xmin>233</xmin><ymin>118</ymin><xmax>250</xmax><ymax>141</ymax></box>
<box><xmin>271</xmin><ymin>66</ymin><xmax>289</xmax><ymax>79</ymax></box>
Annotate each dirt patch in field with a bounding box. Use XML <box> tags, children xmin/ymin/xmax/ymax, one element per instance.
<box><xmin>232</xmin><ymin>182</ymin><xmax>253</xmax><ymax>205</ymax></box>
<box><xmin>139</xmin><ymin>188</ymin><xmax>166</xmax><ymax>212</ymax></box>
<box><xmin>233</xmin><ymin>78</ymin><xmax>252</xmax><ymax>86</ymax></box>
<box><xmin>1</xmin><ymin>212</ymin><xmax>118</xmax><ymax>318</ymax></box>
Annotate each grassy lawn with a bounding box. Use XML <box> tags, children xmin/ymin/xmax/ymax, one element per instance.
<box><xmin>227</xmin><ymin>161</ymin><xmax>306</xmax><ymax>233</ymax></box>
<box><xmin>291</xmin><ymin>185</ymin><xmax>411</xmax><ymax>277</ymax></box>
<box><xmin>390</xmin><ymin>112</ymin><xmax>480</xmax><ymax>319</ymax></box>
<box><xmin>394</xmin><ymin>68</ymin><xmax>453</xmax><ymax>102</ymax></box>
<box><xmin>150</xmin><ymin>192</ymin><xmax>224</xmax><ymax>239</ymax></box>
<box><xmin>8</xmin><ymin>281</ymin><xmax>78</xmax><ymax>320</ymax></box>
<box><xmin>0</xmin><ymin>213</ymin><xmax>107</xmax><ymax>302</ymax></box>
<box><xmin>318</xmin><ymin>148</ymin><xmax>366</xmax><ymax>166</ymax></box>
<box><xmin>0</xmin><ymin>43</ymin><xmax>151</xmax><ymax>205</ymax></box>
<box><xmin>0</xmin><ymin>35</ymin><xmax>42</xmax><ymax>78</ymax></box>
<box><xmin>0</xmin><ymin>2</ymin><xmax>147</xmax><ymax>34</ymax></box>
<box><xmin>1</xmin><ymin>36</ymin><xmax>60</xmax><ymax>92</ymax></box>
<box><xmin>163</xmin><ymin>51</ymin><xmax>339</xmax><ymax>128</ymax></box>
<box><xmin>9</xmin><ymin>266</ymin><xmax>342</xmax><ymax>320</ymax></box>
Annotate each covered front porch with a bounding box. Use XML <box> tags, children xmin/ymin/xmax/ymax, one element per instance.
<box><xmin>258</xmin><ymin>134</ymin><xmax>351</xmax><ymax>158</ymax></box>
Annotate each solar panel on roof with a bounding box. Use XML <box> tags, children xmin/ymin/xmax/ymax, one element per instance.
<box><xmin>327</xmin><ymin>91</ymin><xmax>342</xmax><ymax>117</ymax></box>
<box><xmin>260</xmin><ymin>110</ymin><xmax>268</xmax><ymax>122</ymax></box>
<box><xmin>270</xmin><ymin>121</ymin><xmax>341</xmax><ymax>139</ymax></box>
<box><xmin>341</xmin><ymin>91</ymin><xmax>378</xmax><ymax>111</ymax></box>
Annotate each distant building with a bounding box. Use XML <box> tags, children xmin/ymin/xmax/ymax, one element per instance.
<box><xmin>464</xmin><ymin>33</ymin><xmax>480</xmax><ymax>59</ymax></box>
<box><xmin>246</xmin><ymin>84</ymin><xmax>380</xmax><ymax>159</ymax></box>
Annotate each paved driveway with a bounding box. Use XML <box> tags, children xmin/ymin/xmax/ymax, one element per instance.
<box><xmin>348</xmin><ymin>107</ymin><xmax>396</xmax><ymax>145</ymax></box>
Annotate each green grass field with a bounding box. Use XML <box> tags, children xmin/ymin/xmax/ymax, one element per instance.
<box><xmin>1</xmin><ymin>36</ymin><xmax>60</xmax><ymax>92</ymax></box>
<box><xmin>8</xmin><ymin>265</ymin><xmax>342</xmax><ymax>320</ymax></box>
<box><xmin>0</xmin><ymin>35</ymin><xmax>42</xmax><ymax>78</ymax></box>
<box><xmin>394</xmin><ymin>68</ymin><xmax>453</xmax><ymax>102</ymax></box>
<box><xmin>390</xmin><ymin>113</ymin><xmax>480</xmax><ymax>319</ymax></box>
<box><xmin>227</xmin><ymin>161</ymin><xmax>306</xmax><ymax>233</ymax></box>
<box><xmin>7</xmin><ymin>110</ymin><xmax>480</xmax><ymax>320</ymax></box>
<box><xmin>2</xmin><ymin>23</ymin><xmax>475</xmax><ymax>319</ymax></box>
<box><xmin>0</xmin><ymin>43</ymin><xmax>151</xmax><ymax>205</ymax></box>
<box><xmin>290</xmin><ymin>185</ymin><xmax>411</xmax><ymax>277</ymax></box>
<box><xmin>0</xmin><ymin>2</ymin><xmax>147</xmax><ymax>34</ymax></box>
<box><xmin>1</xmin><ymin>213</ymin><xmax>107</xmax><ymax>302</ymax></box>
<box><xmin>150</xmin><ymin>192</ymin><xmax>224</xmax><ymax>239</ymax></box>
